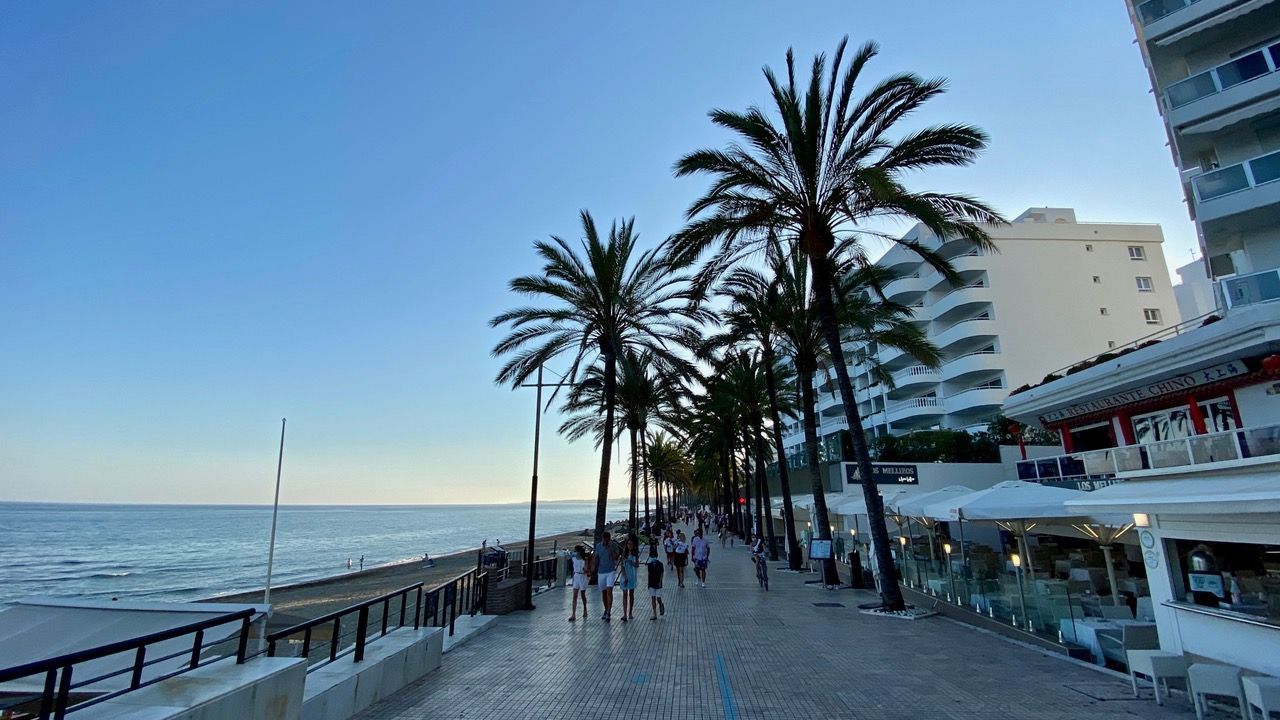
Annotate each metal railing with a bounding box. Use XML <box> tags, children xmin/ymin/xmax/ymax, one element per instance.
<box><xmin>266</xmin><ymin>568</ymin><xmax>487</xmax><ymax>672</ymax></box>
<box><xmin>1043</xmin><ymin>309</ymin><xmax>1217</xmax><ymax>379</ymax></box>
<box><xmin>1167</xmin><ymin>41</ymin><xmax>1280</xmax><ymax>110</ymax></box>
<box><xmin>945</xmin><ymin>349</ymin><xmax>999</xmax><ymax>364</ymax></box>
<box><xmin>935</xmin><ymin>314</ymin><xmax>993</xmax><ymax>335</ymax></box>
<box><xmin>0</xmin><ymin>608</ymin><xmax>255</xmax><ymax>720</ymax></box>
<box><xmin>1016</xmin><ymin>423</ymin><xmax>1280</xmax><ymax>483</ymax></box>
<box><xmin>1138</xmin><ymin>0</ymin><xmax>1201</xmax><ymax>25</ymax></box>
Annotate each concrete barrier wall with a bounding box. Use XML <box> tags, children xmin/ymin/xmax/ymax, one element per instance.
<box><xmin>301</xmin><ymin>626</ymin><xmax>444</xmax><ymax>720</ymax></box>
<box><xmin>79</xmin><ymin>656</ymin><xmax>307</xmax><ymax>720</ymax></box>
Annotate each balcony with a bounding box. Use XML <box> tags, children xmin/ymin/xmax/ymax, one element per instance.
<box><xmin>1015</xmin><ymin>423</ymin><xmax>1280</xmax><ymax>483</ymax></box>
<box><xmin>883</xmin><ymin>272</ymin><xmax>928</xmax><ymax>301</ymax></box>
<box><xmin>1190</xmin><ymin>148</ymin><xmax>1280</xmax><ymax>226</ymax></box>
<box><xmin>1166</xmin><ymin>41</ymin><xmax>1280</xmax><ymax>129</ymax></box>
<box><xmin>941</xmin><ymin>349</ymin><xmax>1002</xmax><ymax>381</ymax></box>
<box><xmin>944</xmin><ymin>385</ymin><xmax>1007</xmax><ymax>415</ymax></box>
<box><xmin>1221</xmin><ymin>267</ymin><xmax>1280</xmax><ymax>309</ymax></box>
<box><xmin>890</xmin><ymin>364</ymin><xmax>941</xmax><ymax>392</ymax></box>
<box><xmin>932</xmin><ymin>316</ymin><xmax>997</xmax><ymax>351</ymax></box>
<box><xmin>929</xmin><ymin>283</ymin><xmax>992</xmax><ymax>323</ymax></box>
<box><xmin>1137</xmin><ymin>0</ymin><xmax>1201</xmax><ymax>26</ymax></box>
<box><xmin>1141</xmin><ymin>0</ymin><xmax>1264</xmax><ymax>43</ymax></box>
<box><xmin>886</xmin><ymin>396</ymin><xmax>944</xmax><ymax>426</ymax></box>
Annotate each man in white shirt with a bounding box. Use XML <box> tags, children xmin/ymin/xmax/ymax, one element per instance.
<box><xmin>690</xmin><ymin>528</ymin><xmax>711</xmax><ymax>587</ymax></box>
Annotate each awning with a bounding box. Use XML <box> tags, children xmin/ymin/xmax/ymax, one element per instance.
<box><xmin>828</xmin><ymin>487</ymin><xmax>913</xmax><ymax>517</ymax></box>
<box><xmin>0</xmin><ymin>599</ymin><xmax>266</xmax><ymax>693</ymax></box>
<box><xmin>1065</xmin><ymin>473</ymin><xmax>1280</xmax><ymax>515</ymax></box>
<box><xmin>888</xmin><ymin>486</ymin><xmax>974</xmax><ymax>518</ymax></box>
<box><xmin>1182</xmin><ymin>95</ymin><xmax>1280</xmax><ymax>135</ymax></box>
<box><xmin>923</xmin><ymin>480</ymin><xmax>1090</xmax><ymax>522</ymax></box>
<box><xmin>1155</xmin><ymin>0</ymin><xmax>1276</xmax><ymax>46</ymax></box>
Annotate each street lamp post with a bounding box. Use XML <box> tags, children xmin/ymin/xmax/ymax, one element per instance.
<box><xmin>520</xmin><ymin>367</ymin><xmax>600</xmax><ymax>612</ymax></box>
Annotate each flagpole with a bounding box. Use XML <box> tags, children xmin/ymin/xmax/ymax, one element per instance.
<box><xmin>264</xmin><ymin>418</ymin><xmax>286</xmax><ymax>609</ymax></box>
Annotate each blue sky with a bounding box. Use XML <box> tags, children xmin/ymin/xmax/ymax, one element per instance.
<box><xmin>1</xmin><ymin>2</ymin><xmax>1195</xmax><ymax>505</ymax></box>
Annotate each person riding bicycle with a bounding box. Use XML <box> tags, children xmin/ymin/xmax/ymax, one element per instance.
<box><xmin>750</xmin><ymin>534</ymin><xmax>769</xmax><ymax>590</ymax></box>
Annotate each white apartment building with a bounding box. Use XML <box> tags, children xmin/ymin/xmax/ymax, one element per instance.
<box><xmin>1127</xmin><ymin>0</ymin><xmax>1280</xmax><ymax>304</ymax></box>
<box><xmin>781</xmin><ymin>207</ymin><xmax>1180</xmax><ymax>466</ymax></box>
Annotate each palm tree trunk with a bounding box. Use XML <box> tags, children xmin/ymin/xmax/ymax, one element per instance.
<box><xmin>798</xmin><ymin>366</ymin><xmax>828</xmax><ymax>570</ymax></box>
<box><xmin>718</xmin><ymin>450</ymin><xmax>732</xmax><ymax>528</ymax></box>
<box><xmin>739</xmin><ymin>431</ymin><xmax>754</xmax><ymax>537</ymax></box>
<box><xmin>593</xmin><ymin>350</ymin><xmax>617</xmax><ymax>545</ymax></box>
<box><xmin>811</xmin><ymin>255</ymin><xmax>904</xmax><ymax>610</ymax></box>
<box><xmin>640</xmin><ymin>431</ymin><xmax>651</xmax><ymax>533</ymax></box>
<box><xmin>762</xmin><ymin>345</ymin><xmax>803</xmax><ymax>570</ymax></box>
<box><xmin>628</xmin><ymin>426</ymin><xmax>639</xmax><ymax>532</ymax></box>
<box><xmin>753</xmin><ymin>421</ymin><xmax>778</xmax><ymax>561</ymax></box>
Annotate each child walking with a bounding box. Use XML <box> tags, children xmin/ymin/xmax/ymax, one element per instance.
<box><xmin>569</xmin><ymin>545</ymin><xmax>588</xmax><ymax>621</ymax></box>
<box><xmin>619</xmin><ymin>537</ymin><xmax>640</xmax><ymax>622</ymax></box>
<box><xmin>646</xmin><ymin>545</ymin><xmax>666</xmax><ymax>620</ymax></box>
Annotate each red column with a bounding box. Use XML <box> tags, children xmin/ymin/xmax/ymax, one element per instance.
<box><xmin>1225</xmin><ymin>389</ymin><xmax>1244</xmax><ymax>428</ymax></box>
<box><xmin>1116</xmin><ymin>412</ymin><xmax>1135</xmax><ymax>445</ymax></box>
<box><xmin>1187</xmin><ymin>395</ymin><xmax>1207</xmax><ymax>435</ymax></box>
<box><xmin>1060</xmin><ymin>425</ymin><xmax>1075</xmax><ymax>453</ymax></box>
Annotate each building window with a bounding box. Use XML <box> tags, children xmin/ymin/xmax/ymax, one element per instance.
<box><xmin>1168</xmin><ymin>538</ymin><xmax>1280</xmax><ymax>621</ymax></box>
<box><xmin>1144</xmin><ymin>308</ymin><xmax>1162</xmax><ymax>324</ymax></box>
<box><xmin>1136</xmin><ymin>276</ymin><xmax>1154</xmax><ymax>292</ymax></box>
<box><xmin>1100</xmin><ymin>307</ymin><xmax>1109</xmax><ymax>316</ymax></box>
<box><xmin>1107</xmin><ymin>340</ymin><xmax>1116</xmax><ymax>349</ymax></box>
<box><xmin>1085</xmin><ymin>244</ymin><xmax>1094</xmax><ymax>252</ymax></box>
<box><xmin>1093</xmin><ymin>275</ymin><xmax>1101</xmax><ymax>284</ymax></box>
<box><xmin>1128</xmin><ymin>246</ymin><xmax>1147</xmax><ymax>260</ymax></box>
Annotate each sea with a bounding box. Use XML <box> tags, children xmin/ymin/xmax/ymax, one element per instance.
<box><xmin>0</xmin><ymin>500</ymin><xmax>628</xmax><ymax>606</ymax></box>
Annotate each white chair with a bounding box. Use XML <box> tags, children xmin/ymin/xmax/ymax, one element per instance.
<box><xmin>1127</xmin><ymin>650</ymin><xmax>1188</xmax><ymax>706</ymax></box>
<box><xmin>1244</xmin><ymin>676</ymin><xmax>1280</xmax><ymax>720</ymax></box>
<box><xmin>1136</xmin><ymin>596</ymin><xmax>1156</xmax><ymax>622</ymax></box>
<box><xmin>1187</xmin><ymin>663</ymin><xmax>1245</xmax><ymax>720</ymax></box>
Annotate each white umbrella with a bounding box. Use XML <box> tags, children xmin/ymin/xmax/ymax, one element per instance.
<box><xmin>829</xmin><ymin>487</ymin><xmax>912</xmax><ymax>517</ymax></box>
<box><xmin>889</xmin><ymin>486</ymin><xmax>975</xmax><ymax>517</ymax></box>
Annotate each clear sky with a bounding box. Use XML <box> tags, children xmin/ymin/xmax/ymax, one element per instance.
<box><xmin>0</xmin><ymin>2</ymin><xmax>1197</xmax><ymax>505</ymax></box>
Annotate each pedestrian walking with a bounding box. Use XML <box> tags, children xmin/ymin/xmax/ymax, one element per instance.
<box><xmin>646</xmin><ymin>546</ymin><xmax>665</xmax><ymax>620</ymax></box>
<box><xmin>568</xmin><ymin>545</ymin><xmax>588</xmax><ymax>621</ymax></box>
<box><xmin>619</xmin><ymin>537</ymin><xmax>639</xmax><ymax>622</ymax></box>
<box><xmin>662</xmin><ymin>529</ymin><xmax>675</xmax><ymax>570</ymax></box>
<box><xmin>592</xmin><ymin>531</ymin><xmax>622</xmax><ymax>622</ymax></box>
<box><xmin>691</xmin><ymin>528</ymin><xmax>711</xmax><ymax>588</ymax></box>
<box><xmin>718</xmin><ymin>525</ymin><xmax>727</xmax><ymax>549</ymax></box>
<box><xmin>673</xmin><ymin>530</ymin><xmax>689</xmax><ymax>589</ymax></box>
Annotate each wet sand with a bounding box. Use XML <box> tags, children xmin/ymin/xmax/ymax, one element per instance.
<box><xmin>208</xmin><ymin>529</ymin><xmax>593</xmax><ymax>621</ymax></box>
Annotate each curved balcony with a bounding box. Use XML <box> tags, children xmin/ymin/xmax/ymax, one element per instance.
<box><xmin>888</xmin><ymin>365</ymin><xmax>941</xmax><ymax>397</ymax></box>
<box><xmin>1165</xmin><ymin>40</ymin><xmax>1280</xmax><ymax>131</ymax></box>
<box><xmin>932</xmin><ymin>316</ymin><xmax>998</xmax><ymax>351</ymax></box>
<box><xmin>883</xmin><ymin>273</ymin><xmax>928</xmax><ymax>302</ymax></box>
<box><xmin>944</xmin><ymin>386</ymin><xmax>1007</xmax><ymax>416</ymax></box>
<box><xmin>940</xmin><ymin>350</ymin><xmax>1003</xmax><ymax>382</ymax></box>
<box><xmin>886</xmin><ymin>396</ymin><xmax>944</xmax><ymax>426</ymax></box>
<box><xmin>929</xmin><ymin>285</ymin><xmax>992</xmax><ymax>324</ymax></box>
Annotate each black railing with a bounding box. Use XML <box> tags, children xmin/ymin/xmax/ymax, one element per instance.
<box><xmin>529</xmin><ymin>556</ymin><xmax>559</xmax><ymax>593</ymax></box>
<box><xmin>0</xmin><ymin>608</ymin><xmax>255</xmax><ymax>720</ymax></box>
<box><xmin>266</xmin><ymin>568</ymin><xmax>488</xmax><ymax>673</ymax></box>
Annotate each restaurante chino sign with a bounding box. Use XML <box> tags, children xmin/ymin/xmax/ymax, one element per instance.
<box><xmin>1038</xmin><ymin>360</ymin><xmax>1247</xmax><ymax>423</ymax></box>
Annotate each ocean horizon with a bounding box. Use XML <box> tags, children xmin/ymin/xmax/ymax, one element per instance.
<box><xmin>0</xmin><ymin>500</ymin><xmax>629</xmax><ymax>606</ymax></box>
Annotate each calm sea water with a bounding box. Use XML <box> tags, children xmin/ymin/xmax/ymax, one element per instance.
<box><xmin>0</xmin><ymin>501</ymin><xmax>628</xmax><ymax>606</ymax></box>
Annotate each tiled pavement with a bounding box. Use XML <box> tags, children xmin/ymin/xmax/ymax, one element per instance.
<box><xmin>357</xmin><ymin>525</ymin><xmax>1196</xmax><ymax>720</ymax></box>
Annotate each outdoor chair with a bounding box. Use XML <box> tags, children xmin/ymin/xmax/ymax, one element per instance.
<box><xmin>1100</xmin><ymin>624</ymin><xmax>1159</xmax><ymax>665</ymax></box>
<box><xmin>1243</xmin><ymin>676</ymin><xmax>1280</xmax><ymax>719</ymax></box>
<box><xmin>1099</xmin><ymin>604</ymin><xmax>1134</xmax><ymax>620</ymax></box>
<box><xmin>1126</xmin><ymin>650</ymin><xmax>1188</xmax><ymax>706</ymax></box>
<box><xmin>1187</xmin><ymin>663</ymin><xmax>1245</xmax><ymax>720</ymax></box>
<box><xmin>1136</xmin><ymin>597</ymin><xmax>1156</xmax><ymax>622</ymax></box>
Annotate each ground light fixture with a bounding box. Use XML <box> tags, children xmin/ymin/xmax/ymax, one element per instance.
<box><xmin>898</xmin><ymin>535</ymin><xmax>912</xmax><ymax>588</ymax></box>
<box><xmin>943</xmin><ymin>543</ymin><xmax>957</xmax><ymax>603</ymax></box>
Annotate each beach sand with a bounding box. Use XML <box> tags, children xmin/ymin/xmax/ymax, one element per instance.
<box><xmin>208</xmin><ymin>529</ymin><xmax>593</xmax><ymax>621</ymax></box>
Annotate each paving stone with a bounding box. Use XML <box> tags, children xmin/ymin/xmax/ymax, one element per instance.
<box><xmin>356</xmin><ymin>524</ymin><xmax>1195</xmax><ymax>720</ymax></box>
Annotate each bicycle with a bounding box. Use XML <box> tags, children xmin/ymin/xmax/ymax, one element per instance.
<box><xmin>753</xmin><ymin>551</ymin><xmax>769</xmax><ymax>591</ymax></box>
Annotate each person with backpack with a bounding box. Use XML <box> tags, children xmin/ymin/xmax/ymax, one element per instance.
<box><xmin>646</xmin><ymin>545</ymin><xmax>666</xmax><ymax>620</ymax></box>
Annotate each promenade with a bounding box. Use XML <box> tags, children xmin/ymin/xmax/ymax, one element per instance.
<box><xmin>358</xmin><ymin>526</ymin><xmax>1195</xmax><ymax>720</ymax></box>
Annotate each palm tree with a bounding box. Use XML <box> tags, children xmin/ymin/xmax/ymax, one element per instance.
<box><xmin>713</xmin><ymin>246</ymin><xmax>805</xmax><ymax>569</ymax></box>
<box><xmin>670</xmin><ymin>38</ymin><xmax>1002</xmax><ymax>611</ymax></box>
<box><xmin>492</xmin><ymin>211</ymin><xmax>708</xmax><ymax>544</ymax></box>
<box><xmin>646</xmin><ymin>433</ymin><xmax>692</xmax><ymax>534</ymax></box>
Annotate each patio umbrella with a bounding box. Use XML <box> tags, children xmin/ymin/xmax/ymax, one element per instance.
<box><xmin>889</xmin><ymin>486</ymin><xmax>976</xmax><ymax>571</ymax></box>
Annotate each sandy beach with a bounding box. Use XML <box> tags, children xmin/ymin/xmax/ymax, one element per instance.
<box><xmin>208</xmin><ymin>529</ymin><xmax>593</xmax><ymax>621</ymax></box>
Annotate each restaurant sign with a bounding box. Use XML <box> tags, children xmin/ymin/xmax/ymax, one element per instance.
<box><xmin>843</xmin><ymin>462</ymin><xmax>919</xmax><ymax>485</ymax></box>
<box><xmin>1038</xmin><ymin>360</ymin><xmax>1247</xmax><ymax>423</ymax></box>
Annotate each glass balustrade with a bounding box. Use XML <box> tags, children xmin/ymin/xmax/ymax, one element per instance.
<box><xmin>1167</xmin><ymin>72</ymin><xmax>1217</xmax><ymax>108</ymax></box>
<box><xmin>1194</xmin><ymin>164</ymin><xmax>1250</xmax><ymax>200</ymax></box>
<box><xmin>1221</xmin><ymin>268</ymin><xmax>1280</xmax><ymax>308</ymax></box>
<box><xmin>1138</xmin><ymin>0</ymin><xmax>1195</xmax><ymax>25</ymax></box>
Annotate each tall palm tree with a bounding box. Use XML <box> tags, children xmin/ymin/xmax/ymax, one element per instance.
<box><xmin>492</xmin><ymin>211</ymin><xmax>708</xmax><ymax>544</ymax></box>
<box><xmin>713</xmin><ymin>350</ymin><xmax>784</xmax><ymax>561</ymax></box>
<box><xmin>671</xmin><ymin>38</ymin><xmax>1002</xmax><ymax>611</ymax></box>
<box><xmin>713</xmin><ymin>246</ymin><xmax>805</xmax><ymax>569</ymax></box>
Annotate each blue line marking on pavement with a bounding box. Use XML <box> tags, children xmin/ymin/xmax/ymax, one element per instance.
<box><xmin>715</xmin><ymin>654</ymin><xmax>737</xmax><ymax>720</ymax></box>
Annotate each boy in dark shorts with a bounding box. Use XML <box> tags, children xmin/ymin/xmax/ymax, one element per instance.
<box><xmin>646</xmin><ymin>546</ymin><xmax>666</xmax><ymax>620</ymax></box>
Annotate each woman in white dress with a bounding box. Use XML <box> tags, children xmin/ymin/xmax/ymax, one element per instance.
<box><xmin>569</xmin><ymin>545</ymin><xmax>588</xmax><ymax>621</ymax></box>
